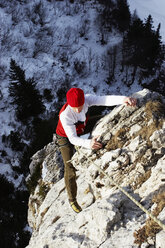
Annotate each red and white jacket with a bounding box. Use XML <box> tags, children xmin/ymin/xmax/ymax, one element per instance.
<box><xmin>56</xmin><ymin>94</ymin><xmax>126</xmax><ymax>149</ymax></box>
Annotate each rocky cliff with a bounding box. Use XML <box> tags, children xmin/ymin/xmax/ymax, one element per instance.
<box><xmin>26</xmin><ymin>89</ymin><xmax>165</xmax><ymax>248</ymax></box>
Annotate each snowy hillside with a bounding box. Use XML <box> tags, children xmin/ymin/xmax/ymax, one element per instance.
<box><xmin>0</xmin><ymin>0</ymin><xmax>145</xmax><ymax>186</ymax></box>
<box><xmin>0</xmin><ymin>0</ymin><xmax>164</xmax><ymax>247</ymax></box>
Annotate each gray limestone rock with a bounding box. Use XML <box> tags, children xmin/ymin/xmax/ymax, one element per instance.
<box><xmin>26</xmin><ymin>89</ymin><xmax>165</xmax><ymax>248</ymax></box>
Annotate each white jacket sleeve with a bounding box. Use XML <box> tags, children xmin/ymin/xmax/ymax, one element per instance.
<box><xmin>85</xmin><ymin>94</ymin><xmax>126</xmax><ymax>107</ymax></box>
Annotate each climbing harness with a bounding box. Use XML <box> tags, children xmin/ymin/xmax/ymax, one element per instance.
<box><xmin>69</xmin><ymin>149</ymin><xmax>165</xmax><ymax>232</ymax></box>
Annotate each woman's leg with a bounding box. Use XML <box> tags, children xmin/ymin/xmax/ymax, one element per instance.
<box><xmin>57</xmin><ymin>136</ymin><xmax>77</xmax><ymax>201</ymax></box>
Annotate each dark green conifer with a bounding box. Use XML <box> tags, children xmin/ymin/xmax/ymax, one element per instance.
<box><xmin>9</xmin><ymin>59</ymin><xmax>45</xmax><ymax>122</ymax></box>
<box><xmin>123</xmin><ymin>14</ymin><xmax>164</xmax><ymax>76</ymax></box>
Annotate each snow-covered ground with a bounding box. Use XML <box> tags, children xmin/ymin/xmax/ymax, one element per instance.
<box><xmin>128</xmin><ymin>0</ymin><xmax>165</xmax><ymax>42</ymax></box>
<box><xmin>0</xmin><ymin>0</ymin><xmax>141</xmax><ymax>185</ymax></box>
<box><xmin>0</xmin><ymin>0</ymin><xmax>164</xmax><ymax>188</ymax></box>
<box><xmin>0</xmin><ymin>0</ymin><xmax>164</xmax><ymax>190</ymax></box>
<box><xmin>0</xmin><ymin>1</ymin><xmax>164</xmax><ymax>247</ymax></box>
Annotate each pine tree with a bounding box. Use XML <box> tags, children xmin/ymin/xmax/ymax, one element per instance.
<box><xmin>9</xmin><ymin>59</ymin><xmax>45</xmax><ymax>122</ymax></box>
<box><xmin>123</xmin><ymin>15</ymin><xmax>164</xmax><ymax>76</ymax></box>
<box><xmin>113</xmin><ymin>0</ymin><xmax>131</xmax><ymax>33</ymax></box>
<box><xmin>0</xmin><ymin>175</ymin><xmax>30</xmax><ymax>248</ymax></box>
<box><xmin>97</xmin><ymin>0</ymin><xmax>113</xmax><ymax>6</ymax></box>
<box><xmin>97</xmin><ymin>0</ymin><xmax>115</xmax><ymax>31</ymax></box>
<box><xmin>140</xmin><ymin>15</ymin><xmax>163</xmax><ymax>73</ymax></box>
<box><xmin>123</xmin><ymin>17</ymin><xmax>144</xmax><ymax>66</ymax></box>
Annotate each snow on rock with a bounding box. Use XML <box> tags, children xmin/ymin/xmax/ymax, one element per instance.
<box><xmin>26</xmin><ymin>89</ymin><xmax>165</xmax><ymax>248</ymax></box>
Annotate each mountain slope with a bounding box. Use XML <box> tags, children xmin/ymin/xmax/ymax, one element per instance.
<box><xmin>26</xmin><ymin>89</ymin><xmax>165</xmax><ymax>248</ymax></box>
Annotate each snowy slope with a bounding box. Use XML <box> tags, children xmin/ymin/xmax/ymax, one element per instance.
<box><xmin>0</xmin><ymin>0</ymin><xmax>144</xmax><ymax>183</ymax></box>
<box><xmin>0</xmin><ymin>0</ymin><xmax>164</xmax><ymax>191</ymax></box>
<box><xmin>0</xmin><ymin>1</ymin><xmax>165</xmax><ymax>247</ymax></box>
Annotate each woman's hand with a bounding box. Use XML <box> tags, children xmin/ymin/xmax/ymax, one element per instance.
<box><xmin>90</xmin><ymin>136</ymin><xmax>102</xmax><ymax>150</ymax></box>
<box><xmin>124</xmin><ymin>97</ymin><xmax>137</xmax><ymax>107</ymax></box>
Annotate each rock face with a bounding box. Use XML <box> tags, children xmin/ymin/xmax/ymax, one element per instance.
<box><xmin>26</xmin><ymin>89</ymin><xmax>165</xmax><ymax>248</ymax></box>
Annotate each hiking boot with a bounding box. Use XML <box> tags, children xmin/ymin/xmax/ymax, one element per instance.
<box><xmin>69</xmin><ymin>200</ymin><xmax>82</xmax><ymax>213</ymax></box>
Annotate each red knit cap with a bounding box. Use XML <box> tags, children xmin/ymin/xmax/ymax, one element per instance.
<box><xmin>66</xmin><ymin>88</ymin><xmax>85</xmax><ymax>107</ymax></box>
